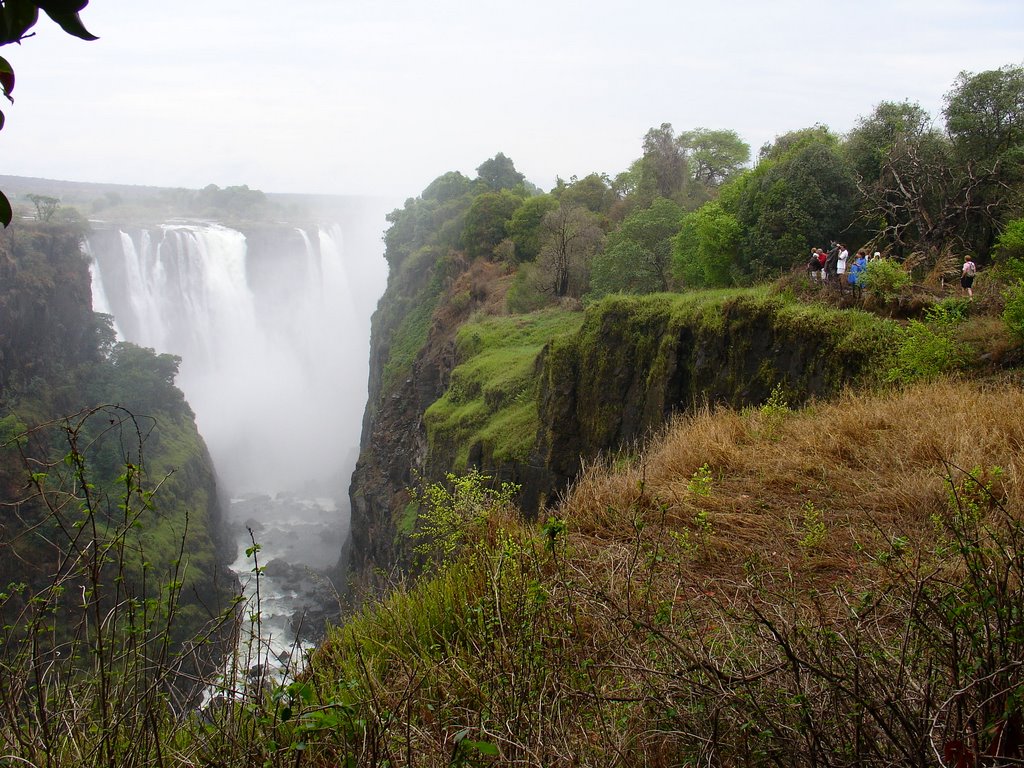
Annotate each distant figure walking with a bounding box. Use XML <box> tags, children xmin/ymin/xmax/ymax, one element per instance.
<box><xmin>961</xmin><ymin>255</ymin><xmax>977</xmax><ymax>300</ymax></box>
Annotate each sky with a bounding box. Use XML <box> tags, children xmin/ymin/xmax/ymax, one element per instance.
<box><xmin>3</xmin><ymin>0</ymin><xmax>1023</xmax><ymax>200</ymax></box>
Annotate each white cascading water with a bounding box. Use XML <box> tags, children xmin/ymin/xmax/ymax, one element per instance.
<box><xmin>88</xmin><ymin>216</ymin><xmax>387</xmax><ymax>680</ymax></box>
<box><xmin>89</xmin><ymin>222</ymin><xmax>373</xmax><ymax>496</ymax></box>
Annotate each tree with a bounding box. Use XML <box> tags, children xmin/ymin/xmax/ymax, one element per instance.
<box><xmin>28</xmin><ymin>194</ymin><xmax>59</xmax><ymax>221</ymax></box>
<box><xmin>677</xmin><ymin>128</ymin><xmax>750</xmax><ymax>189</ymax></box>
<box><xmin>941</xmin><ymin>65</ymin><xmax>1024</xmax><ymax>255</ymax></box>
<box><xmin>0</xmin><ymin>1</ymin><xmax>97</xmax><ymax>227</ymax></box>
<box><xmin>729</xmin><ymin>127</ymin><xmax>859</xmax><ymax>275</ymax></box>
<box><xmin>506</xmin><ymin>193</ymin><xmax>558</xmax><ymax>262</ymax></box>
<box><xmin>537</xmin><ymin>205</ymin><xmax>603</xmax><ymax>298</ymax></box>
<box><xmin>640</xmin><ymin>123</ymin><xmax>688</xmax><ymax>202</ymax></box>
<box><xmin>422</xmin><ymin>171</ymin><xmax>473</xmax><ymax>204</ymax></box>
<box><xmin>475</xmin><ymin>152</ymin><xmax>525</xmax><ymax>192</ymax></box>
<box><xmin>673</xmin><ymin>202</ymin><xmax>742</xmax><ymax>288</ymax></box>
<box><xmin>944</xmin><ymin>65</ymin><xmax>1024</xmax><ymax>169</ymax></box>
<box><xmin>590</xmin><ymin>197</ymin><xmax>682</xmax><ymax>295</ymax></box>
<box><xmin>461</xmin><ymin>189</ymin><xmax>523</xmax><ymax>259</ymax></box>
<box><xmin>844</xmin><ymin>100</ymin><xmax>935</xmax><ymax>183</ymax></box>
<box><xmin>850</xmin><ymin>118</ymin><xmax>964</xmax><ymax>257</ymax></box>
<box><xmin>552</xmin><ymin>172</ymin><xmax>616</xmax><ymax>215</ymax></box>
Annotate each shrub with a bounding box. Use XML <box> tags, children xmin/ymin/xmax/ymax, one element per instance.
<box><xmin>410</xmin><ymin>469</ymin><xmax>519</xmax><ymax>568</ymax></box>
<box><xmin>506</xmin><ymin>262</ymin><xmax>552</xmax><ymax>313</ymax></box>
<box><xmin>1002</xmin><ymin>280</ymin><xmax>1024</xmax><ymax>339</ymax></box>
<box><xmin>993</xmin><ymin>216</ymin><xmax>1024</xmax><ymax>263</ymax></box>
<box><xmin>886</xmin><ymin>303</ymin><xmax>966</xmax><ymax>382</ymax></box>
<box><xmin>861</xmin><ymin>258</ymin><xmax>911</xmax><ymax>302</ymax></box>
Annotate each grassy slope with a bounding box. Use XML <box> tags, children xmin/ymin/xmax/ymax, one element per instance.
<box><xmin>423</xmin><ymin>308</ymin><xmax>584</xmax><ymax>467</ymax></box>
<box><xmin>301</xmin><ymin>378</ymin><xmax>1024</xmax><ymax>766</ymax></box>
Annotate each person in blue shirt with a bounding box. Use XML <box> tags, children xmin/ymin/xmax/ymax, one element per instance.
<box><xmin>848</xmin><ymin>251</ymin><xmax>868</xmax><ymax>298</ymax></box>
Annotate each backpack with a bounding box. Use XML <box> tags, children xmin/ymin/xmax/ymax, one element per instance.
<box><xmin>964</xmin><ymin>261</ymin><xmax>977</xmax><ymax>277</ymax></box>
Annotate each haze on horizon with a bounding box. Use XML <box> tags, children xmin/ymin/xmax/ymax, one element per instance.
<box><xmin>3</xmin><ymin>0</ymin><xmax>1023</xmax><ymax>199</ymax></box>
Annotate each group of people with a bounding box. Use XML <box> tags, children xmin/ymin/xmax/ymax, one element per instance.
<box><xmin>806</xmin><ymin>242</ymin><xmax>877</xmax><ymax>292</ymax></box>
<box><xmin>806</xmin><ymin>243</ymin><xmax>978</xmax><ymax>300</ymax></box>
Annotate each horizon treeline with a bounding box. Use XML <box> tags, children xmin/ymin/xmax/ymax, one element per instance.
<box><xmin>384</xmin><ymin>63</ymin><xmax>1024</xmax><ymax>307</ymax></box>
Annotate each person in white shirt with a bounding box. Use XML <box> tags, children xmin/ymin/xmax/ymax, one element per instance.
<box><xmin>837</xmin><ymin>244</ymin><xmax>849</xmax><ymax>276</ymax></box>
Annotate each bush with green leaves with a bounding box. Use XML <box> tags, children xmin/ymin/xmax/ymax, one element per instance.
<box><xmin>886</xmin><ymin>301</ymin><xmax>966</xmax><ymax>382</ymax></box>
<box><xmin>993</xmin><ymin>216</ymin><xmax>1024</xmax><ymax>262</ymax></box>
<box><xmin>410</xmin><ymin>469</ymin><xmax>519</xmax><ymax>568</ymax></box>
<box><xmin>861</xmin><ymin>258</ymin><xmax>911</xmax><ymax>302</ymax></box>
<box><xmin>1002</xmin><ymin>280</ymin><xmax>1024</xmax><ymax>339</ymax></box>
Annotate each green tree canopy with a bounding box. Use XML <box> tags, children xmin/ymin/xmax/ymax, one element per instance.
<box><xmin>944</xmin><ymin>65</ymin><xmax>1024</xmax><ymax>168</ymax></box>
<box><xmin>461</xmin><ymin>189</ymin><xmax>524</xmax><ymax>259</ymax></box>
<box><xmin>475</xmin><ymin>152</ymin><xmax>525</xmax><ymax>192</ymax></box>
<box><xmin>677</xmin><ymin>128</ymin><xmax>750</xmax><ymax>189</ymax></box>
<box><xmin>552</xmin><ymin>173</ymin><xmax>617</xmax><ymax>216</ymax></box>
<box><xmin>639</xmin><ymin>123</ymin><xmax>688</xmax><ymax>202</ymax></box>
<box><xmin>844</xmin><ymin>100</ymin><xmax>936</xmax><ymax>183</ymax></box>
<box><xmin>422</xmin><ymin>171</ymin><xmax>473</xmax><ymax>203</ymax></box>
<box><xmin>673</xmin><ymin>202</ymin><xmax>742</xmax><ymax>288</ymax></box>
<box><xmin>506</xmin><ymin>194</ymin><xmax>558</xmax><ymax>262</ymax></box>
<box><xmin>590</xmin><ymin>197</ymin><xmax>683</xmax><ymax>296</ymax></box>
<box><xmin>729</xmin><ymin>127</ymin><xmax>858</xmax><ymax>275</ymax></box>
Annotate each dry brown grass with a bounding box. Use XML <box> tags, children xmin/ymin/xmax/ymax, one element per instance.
<box><xmin>560</xmin><ymin>379</ymin><xmax>1024</xmax><ymax>589</ymax></box>
<box><xmin>297</xmin><ymin>379</ymin><xmax>1024</xmax><ymax>766</ymax></box>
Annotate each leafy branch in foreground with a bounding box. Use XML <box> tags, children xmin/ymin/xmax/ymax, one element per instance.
<box><xmin>0</xmin><ymin>405</ymin><xmax>238</xmax><ymax>766</ymax></box>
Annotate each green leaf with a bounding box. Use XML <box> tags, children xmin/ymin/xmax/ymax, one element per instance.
<box><xmin>0</xmin><ymin>191</ymin><xmax>11</xmax><ymax>229</ymax></box>
<box><xmin>1</xmin><ymin>0</ymin><xmax>39</xmax><ymax>43</ymax></box>
<box><xmin>462</xmin><ymin>739</ymin><xmax>499</xmax><ymax>756</ymax></box>
<box><xmin>39</xmin><ymin>8</ymin><xmax>97</xmax><ymax>41</ymax></box>
<box><xmin>0</xmin><ymin>55</ymin><xmax>13</xmax><ymax>102</ymax></box>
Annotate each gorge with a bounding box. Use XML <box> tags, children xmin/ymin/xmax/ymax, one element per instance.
<box><xmin>84</xmin><ymin>205</ymin><xmax>390</xmax><ymax>661</ymax></box>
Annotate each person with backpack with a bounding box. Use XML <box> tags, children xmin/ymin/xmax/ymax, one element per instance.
<box><xmin>961</xmin><ymin>255</ymin><xmax>977</xmax><ymax>300</ymax></box>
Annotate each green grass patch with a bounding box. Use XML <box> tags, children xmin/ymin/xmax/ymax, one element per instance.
<box><xmin>424</xmin><ymin>309</ymin><xmax>583</xmax><ymax>468</ymax></box>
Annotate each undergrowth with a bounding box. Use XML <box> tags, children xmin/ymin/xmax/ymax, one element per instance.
<box><xmin>4</xmin><ymin>383</ymin><xmax>1024</xmax><ymax>766</ymax></box>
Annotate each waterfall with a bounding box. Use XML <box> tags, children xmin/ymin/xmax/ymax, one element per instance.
<box><xmin>87</xmin><ymin>221</ymin><xmax>377</xmax><ymax>500</ymax></box>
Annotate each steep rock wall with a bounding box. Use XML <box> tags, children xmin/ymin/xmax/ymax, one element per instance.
<box><xmin>534</xmin><ymin>293</ymin><xmax>895</xmax><ymax>497</ymax></box>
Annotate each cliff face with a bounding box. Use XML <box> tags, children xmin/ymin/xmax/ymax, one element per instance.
<box><xmin>349</xmin><ymin>259</ymin><xmax>898</xmax><ymax>580</ymax></box>
<box><xmin>534</xmin><ymin>293</ymin><xmax>894</xmax><ymax>496</ymax></box>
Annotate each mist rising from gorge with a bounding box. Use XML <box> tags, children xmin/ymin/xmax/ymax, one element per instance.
<box><xmin>87</xmin><ymin>200</ymin><xmax>390</xmax><ymax>500</ymax></box>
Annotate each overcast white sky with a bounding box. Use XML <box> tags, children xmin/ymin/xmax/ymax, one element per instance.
<box><xmin>3</xmin><ymin>0</ymin><xmax>1022</xmax><ymax>198</ymax></box>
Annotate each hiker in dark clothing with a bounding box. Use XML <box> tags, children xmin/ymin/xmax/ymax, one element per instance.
<box><xmin>824</xmin><ymin>243</ymin><xmax>840</xmax><ymax>284</ymax></box>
